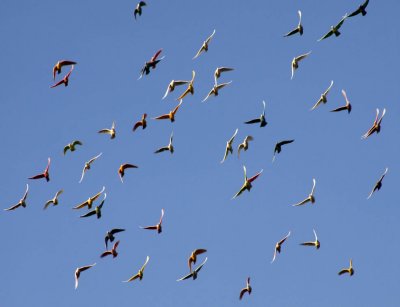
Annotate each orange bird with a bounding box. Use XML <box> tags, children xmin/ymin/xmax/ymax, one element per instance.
<box><xmin>361</xmin><ymin>108</ymin><xmax>386</xmax><ymax>139</ymax></box>
<box><xmin>118</xmin><ymin>164</ymin><xmax>138</xmax><ymax>183</ymax></box>
<box><xmin>101</xmin><ymin>240</ymin><xmax>120</xmax><ymax>258</ymax></box>
<box><xmin>271</xmin><ymin>231</ymin><xmax>291</xmax><ymax>263</ymax></box>
<box><xmin>239</xmin><ymin>277</ymin><xmax>252</xmax><ymax>300</ymax></box>
<box><xmin>52</xmin><ymin>60</ymin><xmax>76</xmax><ymax>80</ymax></box>
<box><xmin>133</xmin><ymin>113</ymin><xmax>147</xmax><ymax>131</ymax></box>
<box><xmin>140</xmin><ymin>208</ymin><xmax>164</xmax><ymax>233</ymax></box>
<box><xmin>188</xmin><ymin>249</ymin><xmax>207</xmax><ymax>272</ymax></box>
<box><xmin>50</xmin><ymin>65</ymin><xmax>74</xmax><ymax>88</ymax></box>
<box><xmin>153</xmin><ymin>100</ymin><xmax>183</xmax><ymax>122</ymax></box>
<box><xmin>29</xmin><ymin>157</ymin><xmax>51</xmax><ymax>182</ymax></box>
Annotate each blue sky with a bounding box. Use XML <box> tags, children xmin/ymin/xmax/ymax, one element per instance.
<box><xmin>1</xmin><ymin>0</ymin><xmax>399</xmax><ymax>306</ymax></box>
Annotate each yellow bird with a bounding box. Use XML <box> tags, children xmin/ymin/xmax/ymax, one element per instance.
<box><xmin>123</xmin><ymin>256</ymin><xmax>150</xmax><ymax>282</ymax></box>
<box><xmin>73</xmin><ymin>186</ymin><xmax>105</xmax><ymax>210</ymax></box>
<box><xmin>338</xmin><ymin>259</ymin><xmax>354</xmax><ymax>276</ymax></box>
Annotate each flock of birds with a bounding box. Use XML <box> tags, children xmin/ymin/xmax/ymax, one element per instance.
<box><xmin>6</xmin><ymin>0</ymin><xmax>388</xmax><ymax>301</ymax></box>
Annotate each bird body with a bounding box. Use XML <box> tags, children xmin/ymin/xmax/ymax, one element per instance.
<box><xmin>300</xmin><ymin>229</ymin><xmax>320</xmax><ymax>249</ymax></box>
<box><xmin>101</xmin><ymin>240</ymin><xmax>120</xmax><ymax>258</ymax></box>
<box><xmin>73</xmin><ymin>186</ymin><xmax>105</xmax><ymax>210</ymax></box>
<box><xmin>291</xmin><ymin>51</ymin><xmax>311</xmax><ymax>79</ymax></box>
<box><xmin>292</xmin><ymin>178</ymin><xmax>316</xmax><ymax>206</ymax></box>
<box><xmin>123</xmin><ymin>256</ymin><xmax>150</xmax><ymax>282</ymax></box>
<box><xmin>271</xmin><ymin>231</ymin><xmax>291</xmax><ymax>263</ymax></box>
<box><xmin>64</xmin><ymin>140</ymin><xmax>82</xmax><ymax>155</ymax></box>
<box><xmin>105</xmin><ymin>228</ymin><xmax>125</xmax><ymax>249</ymax></box>
<box><xmin>98</xmin><ymin>121</ymin><xmax>116</xmax><ymax>139</ymax></box>
<box><xmin>318</xmin><ymin>15</ymin><xmax>347</xmax><ymax>41</ymax></box>
<box><xmin>52</xmin><ymin>60</ymin><xmax>76</xmax><ymax>80</ymax></box>
<box><xmin>338</xmin><ymin>259</ymin><xmax>354</xmax><ymax>276</ymax></box>
<box><xmin>232</xmin><ymin>166</ymin><xmax>263</xmax><ymax>199</ymax></box>
<box><xmin>118</xmin><ymin>164</ymin><xmax>138</xmax><ymax>183</ymax></box>
<box><xmin>284</xmin><ymin>10</ymin><xmax>303</xmax><ymax>37</ymax></box>
<box><xmin>237</xmin><ymin>136</ymin><xmax>253</xmax><ymax>157</ymax></box>
<box><xmin>140</xmin><ymin>208</ymin><xmax>164</xmax><ymax>233</ymax></box>
<box><xmin>193</xmin><ymin>30</ymin><xmax>216</xmax><ymax>59</ymax></box>
<box><xmin>153</xmin><ymin>100</ymin><xmax>183</xmax><ymax>122</ymax></box>
<box><xmin>221</xmin><ymin>128</ymin><xmax>238</xmax><ymax>163</ymax></box>
<box><xmin>50</xmin><ymin>65</ymin><xmax>74</xmax><ymax>88</ymax></box>
<box><xmin>362</xmin><ymin>108</ymin><xmax>386</xmax><ymax>139</ymax></box>
<box><xmin>134</xmin><ymin>1</ymin><xmax>146</xmax><ymax>19</ymax></box>
<box><xmin>244</xmin><ymin>100</ymin><xmax>267</xmax><ymax>127</ymax></box>
<box><xmin>155</xmin><ymin>132</ymin><xmax>174</xmax><ymax>154</ymax></box>
<box><xmin>79</xmin><ymin>193</ymin><xmax>106</xmax><ymax>219</ymax></box>
<box><xmin>79</xmin><ymin>153</ymin><xmax>102</xmax><ymax>183</ymax></box>
<box><xmin>75</xmin><ymin>263</ymin><xmax>96</xmax><ymax>289</ymax></box>
<box><xmin>348</xmin><ymin>0</ymin><xmax>369</xmax><ymax>17</ymax></box>
<box><xmin>188</xmin><ymin>249</ymin><xmax>207</xmax><ymax>272</ymax></box>
<box><xmin>177</xmin><ymin>257</ymin><xmax>207</xmax><ymax>281</ymax></box>
<box><xmin>202</xmin><ymin>81</ymin><xmax>232</xmax><ymax>102</ymax></box>
<box><xmin>331</xmin><ymin>89</ymin><xmax>352</xmax><ymax>113</ymax></box>
<box><xmin>4</xmin><ymin>184</ymin><xmax>29</xmax><ymax>211</ymax></box>
<box><xmin>311</xmin><ymin>80</ymin><xmax>334</xmax><ymax>110</ymax></box>
<box><xmin>367</xmin><ymin>168</ymin><xmax>388</xmax><ymax>199</ymax></box>
<box><xmin>44</xmin><ymin>189</ymin><xmax>63</xmax><ymax>210</ymax></box>
<box><xmin>239</xmin><ymin>277</ymin><xmax>252</xmax><ymax>300</ymax></box>
<box><xmin>272</xmin><ymin>139</ymin><xmax>294</xmax><ymax>162</ymax></box>
<box><xmin>28</xmin><ymin>157</ymin><xmax>51</xmax><ymax>182</ymax></box>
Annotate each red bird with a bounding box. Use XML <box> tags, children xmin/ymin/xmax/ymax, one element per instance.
<box><xmin>140</xmin><ymin>208</ymin><xmax>164</xmax><ymax>233</ymax></box>
<box><xmin>50</xmin><ymin>65</ymin><xmax>74</xmax><ymax>88</ymax></box>
<box><xmin>29</xmin><ymin>157</ymin><xmax>51</xmax><ymax>182</ymax></box>
<box><xmin>100</xmin><ymin>240</ymin><xmax>120</xmax><ymax>258</ymax></box>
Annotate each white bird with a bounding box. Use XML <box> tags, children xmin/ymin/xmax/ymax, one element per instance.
<box><xmin>79</xmin><ymin>153</ymin><xmax>102</xmax><ymax>183</ymax></box>
<box><xmin>291</xmin><ymin>51</ymin><xmax>311</xmax><ymax>80</ymax></box>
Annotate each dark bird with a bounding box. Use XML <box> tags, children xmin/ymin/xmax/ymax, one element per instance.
<box><xmin>52</xmin><ymin>60</ymin><xmax>76</xmax><ymax>80</ymax></box>
<box><xmin>101</xmin><ymin>240</ymin><xmax>120</xmax><ymax>258</ymax></box>
<box><xmin>98</xmin><ymin>121</ymin><xmax>116</xmax><ymax>139</ymax></box>
<box><xmin>80</xmin><ymin>193</ymin><xmax>106</xmax><ymax>219</ymax></box>
<box><xmin>237</xmin><ymin>136</ymin><xmax>254</xmax><ymax>158</ymax></box>
<box><xmin>43</xmin><ymin>189</ymin><xmax>63</xmax><ymax>210</ymax></box>
<box><xmin>73</xmin><ymin>186</ymin><xmax>105</xmax><ymax>210</ymax></box>
<box><xmin>284</xmin><ymin>10</ymin><xmax>303</xmax><ymax>37</ymax></box>
<box><xmin>154</xmin><ymin>132</ymin><xmax>174</xmax><ymax>154</ymax></box>
<box><xmin>50</xmin><ymin>65</ymin><xmax>74</xmax><ymax>88</ymax></box>
<box><xmin>153</xmin><ymin>100</ymin><xmax>183</xmax><ymax>122</ymax></box>
<box><xmin>271</xmin><ymin>231</ymin><xmax>291</xmax><ymax>263</ymax></box>
<box><xmin>367</xmin><ymin>167</ymin><xmax>388</xmax><ymax>199</ymax></box>
<box><xmin>177</xmin><ymin>257</ymin><xmax>208</xmax><ymax>281</ymax></box>
<box><xmin>134</xmin><ymin>1</ymin><xmax>146</xmax><ymax>19</ymax></box>
<box><xmin>221</xmin><ymin>128</ymin><xmax>238</xmax><ymax>163</ymax></box>
<box><xmin>318</xmin><ymin>14</ymin><xmax>348</xmax><ymax>41</ymax></box>
<box><xmin>139</xmin><ymin>49</ymin><xmax>164</xmax><ymax>79</ymax></box>
<box><xmin>4</xmin><ymin>184</ymin><xmax>29</xmax><ymax>211</ymax></box>
<box><xmin>75</xmin><ymin>263</ymin><xmax>96</xmax><ymax>289</ymax></box>
<box><xmin>361</xmin><ymin>108</ymin><xmax>386</xmax><ymax>139</ymax></box>
<box><xmin>291</xmin><ymin>51</ymin><xmax>311</xmax><ymax>79</ymax></box>
<box><xmin>188</xmin><ymin>249</ymin><xmax>207</xmax><ymax>273</ymax></box>
<box><xmin>272</xmin><ymin>139</ymin><xmax>294</xmax><ymax>162</ymax></box>
<box><xmin>79</xmin><ymin>153</ymin><xmax>102</xmax><ymax>183</ymax></box>
<box><xmin>300</xmin><ymin>229</ymin><xmax>320</xmax><ymax>249</ymax></box>
<box><xmin>244</xmin><ymin>100</ymin><xmax>267</xmax><ymax>127</ymax></box>
<box><xmin>118</xmin><ymin>163</ymin><xmax>138</xmax><ymax>183</ymax></box>
<box><xmin>292</xmin><ymin>178</ymin><xmax>316</xmax><ymax>207</ymax></box>
<box><xmin>232</xmin><ymin>166</ymin><xmax>263</xmax><ymax>199</ymax></box>
<box><xmin>177</xmin><ymin>70</ymin><xmax>196</xmax><ymax>101</ymax></box>
<box><xmin>123</xmin><ymin>256</ymin><xmax>150</xmax><ymax>282</ymax></box>
<box><xmin>105</xmin><ymin>228</ymin><xmax>125</xmax><ymax>250</ymax></box>
<box><xmin>348</xmin><ymin>0</ymin><xmax>369</xmax><ymax>17</ymax></box>
<box><xmin>64</xmin><ymin>140</ymin><xmax>82</xmax><ymax>155</ymax></box>
<box><xmin>338</xmin><ymin>259</ymin><xmax>354</xmax><ymax>276</ymax></box>
<box><xmin>202</xmin><ymin>81</ymin><xmax>232</xmax><ymax>102</ymax></box>
<box><xmin>239</xmin><ymin>277</ymin><xmax>252</xmax><ymax>300</ymax></box>
<box><xmin>28</xmin><ymin>157</ymin><xmax>51</xmax><ymax>182</ymax></box>
<box><xmin>331</xmin><ymin>89</ymin><xmax>352</xmax><ymax>113</ymax></box>
<box><xmin>193</xmin><ymin>29</ymin><xmax>216</xmax><ymax>59</ymax></box>
<box><xmin>311</xmin><ymin>80</ymin><xmax>334</xmax><ymax>110</ymax></box>
<box><xmin>214</xmin><ymin>67</ymin><xmax>234</xmax><ymax>83</ymax></box>
<box><xmin>140</xmin><ymin>208</ymin><xmax>164</xmax><ymax>233</ymax></box>
<box><xmin>162</xmin><ymin>80</ymin><xmax>189</xmax><ymax>100</ymax></box>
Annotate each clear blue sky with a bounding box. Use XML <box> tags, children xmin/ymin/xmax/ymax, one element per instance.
<box><xmin>1</xmin><ymin>0</ymin><xmax>399</xmax><ymax>306</ymax></box>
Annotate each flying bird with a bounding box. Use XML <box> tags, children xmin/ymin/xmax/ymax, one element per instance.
<box><xmin>28</xmin><ymin>157</ymin><xmax>51</xmax><ymax>182</ymax></box>
<box><xmin>140</xmin><ymin>208</ymin><xmax>164</xmax><ymax>233</ymax></box>
<box><xmin>300</xmin><ymin>229</ymin><xmax>320</xmax><ymax>249</ymax></box>
<box><xmin>232</xmin><ymin>166</ymin><xmax>263</xmax><ymax>199</ymax></box>
<box><xmin>292</xmin><ymin>178</ymin><xmax>316</xmax><ymax>207</ymax></box>
<box><xmin>202</xmin><ymin>81</ymin><xmax>232</xmax><ymax>102</ymax></box>
<box><xmin>101</xmin><ymin>240</ymin><xmax>120</xmax><ymax>258</ymax></box>
<box><xmin>177</xmin><ymin>257</ymin><xmax>208</xmax><ymax>281</ymax></box>
<box><xmin>64</xmin><ymin>140</ymin><xmax>82</xmax><ymax>155</ymax></box>
<box><xmin>79</xmin><ymin>153</ymin><xmax>102</xmax><ymax>183</ymax></box>
<box><xmin>139</xmin><ymin>49</ymin><xmax>164</xmax><ymax>79</ymax></box>
<box><xmin>291</xmin><ymin>51</ymin><xmax>311</xmax><ymax>79</ymax></box>
<box><xmin>214</xmin><ymin>67</ymin><xmax>234</xmax><ymax>83</ymax></box>
<box><xmin>43</xmin><ymin>189</ymin><xmax>64</xmax><ymax>210</ymax></box>
<box><xmin>284</xmin><ymin>10</ymin><xmax>303</xmax><ymax>37</ymax></box>
<box><xmin>134</xmin><ymin>1</ymin><xmax>146</xmax><ymax>19</ymax></box>
<box><xmin>221</xmin><ymin>128</ymin><xmax>238</xmax><ymax>163</ymax></box>
<box><xmin>361</xmin><ymin>108</ymin><xmax>386</xmax><ymax>139</ymax></box>
<box><xmin>118</xmin><ymin>163</ymin><xmax>138</xmax><ymax>183</ymax></box>
<box><xmin>98</xmin><ymin>121</ymin><xmax>116</xmax><ymax>139</ymax></box>
<box><xmin>4</xmin><ymin>184</ymin><xmax>29</xmax><ymax>211</ymax></box>
<box><xmin>105</xmin><ymin>228</ymin><xmax>125</xmax><ymax>250</ymax></box>
<box><xmin>177</xmin><ymin>70</ymin><xmax>196</xmax><ymax>101</ymax></box>
<box><xmin>52</xmin><ymin>60</ymin><xmax>76</xmax><ymax>80</ymax></box>
<box><xmin>311</xmin><ymin>80</ymin><xmax>334</xmax><ymax>111</ymax></box>
<box><xmin>154</xmin><ymin>132</ymin><xmax>174</xmax><ymax>154</ymax></box>
<box><xmin>188</xmin><ymin>249</ymin><xmax>207</xmax><ymax>273</ymax></box>
<box><xmin>80</xmin><ymin>193</ymin><xmax>106</xmax><ymax>219</ymax></box>
<box><xmin>338</xmin><ymin>259</ymin><xmax>354</xmax><ymax>276</ymax></box>
<box><xmin>318</xmin><ymin>14</ymin><xmax>348</xmax><ymax>41</ymax></box>
<box><xmin>133</xmin><ymin>113</ymin><xmax>147</xmax><ymax>132</ymax></box>
<box><xmin>272</xmin><ymin>139</ymin><xmax>294</xmax><ymax>162</ymax></box>
<box><xmin>162</xmin><ymin>80</ymin><xmax>189</xmax><ymax>100</ymax></box>
<box><xmin>367</xmin><ymin>167</ymin><xmax>388</xmax><ymax>199</ymax></box>
<box><xmin>237</xmin><ymin>136</ymin><xmax>254</xmax><ymax>158</ymax></box>
<box><xmin>244</xmin><ymin>100</ymin><xmax>267</xmax><ymax>127</ymax></box>
<box><xmin>193</xmin><ymin>29</ymin><xmax>216</xmax><ymax>59</ymax></box>
<box><xmin>271</xmin><ymin>231</ymin><xmax>291</xmax><ymax>263</ymax></box>
<box><xmin>123</xmin><ymin>256</ymin><xmax>150</xmax><ymax>282</ymax></box>
<box><xmin>153</xmin><ymin>100</ymin><xmax>183</xmax><ymax>122</ymax></box>
<box><xmin>75</xmin><ymin>263</ymin><xmax>96</xmax><ymax>289</ymax></box>
<box><xmin>239</xmin><ymin>277</ymin><xmax>252</xmax><ymax>300</ymax></box>
<box><xmin>73</xmin><ymin>186</ymin><xmax>105</xmax><ymax>210</ymax></box>
<box><xmin>348</xmin><ymin>0</ymin><xmax>369</xmax><ymax>17</ymax></box>
<box><xmin>50</xmin><ymin>65</ymin><xmax>74</xmax><ymax>88</ymax></box>
<box><xmin>331</xmin><ymin>89</ymin><xmax>352</xmax><ymax>113</ymax></box>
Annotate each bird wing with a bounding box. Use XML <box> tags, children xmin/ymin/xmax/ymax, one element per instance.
<box><xmin>153</xmin><ymin>114</ymin><xmax>170</xmax><ymax>120</ymax></box>
<box><xmin>194</xmin><ymin>249</ymin><xmax>207</xmax><ymax>256</ymax></box>
<box><xmin>100</xmin><ymin>251</ymin><xmax>112</xmax><ymax>258</ymax></box>
<box><xmin>202</xmin><ymin>89</ymin><xmax>214</xmax><ymax>102</ymax></box>
<box><xmin>22</xmin><ymin>184</ymin><xmax>29</xmax><ymax>200</ymax></box>
<box><xmin>176</xmin><ymin>87</ymin><xmax>191</xmax><ymax>101</ymax></box>
<box><xmin>88</xmin><ymin>153</ymin><xmax>102</xmax><ymax>164</ymax></box>
<box><xmin>92</xmin><ymin>186</ymin><xmax>105</xmax><ymax>201</ymax></box>
<box><xmin>55</xmin><ymin>189</ymin><xmax>64</xmax><ymax>198</ymax></box>
<box><xmin>338</xmin><ymin>269</ymin><xmax>349</xmax><ymax>275</ymax></box>
<box><xmin>73</xmin><ymin>200</ymin><xmax>89</xmax><ymax>210</ymax></box>
<box><xmin>300</xmin><ymin>242</ymin><xmax>316</xmax><ymax>247</ymax></box>
<box><xmin>311</xmin><ymin>97</ymin><xmax>324</xmax><ymax>111</ymax></box>
<box><xmin>232</xmin><ymin>183</ymin><xmax>247</xmax><ymax>199</ymax></box>
<box><xmin>50</xmin><ymin>79</ymin><xmax>65</xmax><ymax>88</ymax></box>
<box><xmin>133</xmin><ymin>121</ymin><xmax>143</xmax><ymax>131</ymax></box>
<box><xmin>154</xmin><ymin>146</ymin><xmax>169</xmax><ymax>153</ymax></box>
<box><xmin>28</xmin><ymin>173</ymin><xmax>45</xmax><ymax>180</ymax></box>
<box><xmin>162</xmin><ymin>84</ymin><xmax>171</xmax><ymax>99</ymax></box>
<box><xmin>98</xmin><ymin>129</ymin><xmax>111</xmax><ymax>135</ymax></box>
<box><xmin>194</xmin><ymin>257</ymin><xmax>207</xmax><ymax>273</ymax></box>
<box><xmin>279</xmin><ymin>231</ymin><xmax>291</xmax><ymax>245</ymax></box>
<box><xmin>336</xmin><ymin>14</ymin><xmax>348</xmax><ymax>29</ymax></box>
<box><xmin>159</xmin><ymin>208</ymin><xmax>165</xmax><ymax>224</ymax></box>
<box><xmin>284</xmin><ymin>28</ymin><xmax>299</xmax><ymax>37</ymax></box>
<box><xmin>73</xmin><ymin>140</ymin><xmax>83</xmax><ymax>146</ymax></box>
<box><xmin>244</xmin><ymin>118</ymin><xmax>261</xmax><ymax>124</ymax></box>
<box><xmin>248</xmin><ymin>169</ymin><xmax>263</xmax><ymax>183</ymax></box>
<box><xmin>122</xmin><ymin>164</ymin><xmax>138</xmax><ymax>171</ymax></box>
<box><xmin>342</xmin><ymin>89</ymin><xmax>350</xmax><ymax>105</ymax></box>
<box><xmin>177</xmin><ymin>272</ymin><xmax>194</xmax><ymax>281</ymax></box>
<box><xmin>193</xmin><ymin>45</ymin><xmax>205</xmax><ymax>60</ymax></box>
<box><xmin>140</xmin><ymin>225</ymin><xmax>158</xmax><ymax>230</ymax></box>
<box><xmin>141</xmin><ymin>256</ymin><xmax>150</xmax><ymax>271</ymax></box>
<box><xmin>172</xmin><ymin>100</ymin><xmax>183</xmax><ymax>114</ymax></box>
<box><xmin>111</xmin><ymin>228</ymin><xmax>125</xmax><ymax>235</ymax></box>
<box><xmin>43</xmin><ymin>200</ymin><xmax>53</xmax><ymax>210</ymax></box>
<box><xmin>292</xmin><ymin>197</ymin><xmax>310</xmax><ymax>207</ymax></box>
<box><xmin>311</xmin><ymin>178</ymin><xmax>316</xmax><ymax>195</ymax></box>
<box><xmin>271</xmin><ymin>248</ymin><xmax>277</xmax><ymax>263</ymax></box>
<box><xmin>330</xmin><ymin>106</ymin><xmax>348</xmax><ymax>112</ymax></box>
<box><xmin>80</xmin><ymin>210</ymin><xmax>96</xmax><ymax>218</ymax></box>
<box><xmin>296</xmin><ymin>51</ymin><xmax>311</xmax><ymax>62</ymax></box>
<box><xmin>280</xmin><ymin>139</ymin><xmax>295</xmax><ymax>146</ymax></box>
<box><xmin>150</xmin><ymin>49</ymin><xmax>162</xmax><ymax>62</ymax></box>
<box><xmin>298</xmin><ymin>10</ymin><xmax>302</xmax><ymax>25</ymax></box>
<box><xmin>216</xmin><ymin>81</ymin><xmax>232</xmax><ymax>90</ymax></box>
<box><xmin>220</xmin><ymin>146</ymin><xmax>229</xmax><ymax>163</ymax></box>
<box><xmin>206</xmin><ymin>29</ymin><xmax>216</xmax><ymax>44</ymax></box>
<box><xmin>4</xmin><ymin>203</ymin><xmax>21</xmax><ymax>211</ymax></box>
<box><xmin>228</xmin><ymin>128</ymin><xmax>238</xmax><ymax>144</ymax></box>
<box><xmin>318</xmin><ymin>30</ymin><xmax>333</xmax><ymax>41</ymax></box>
<box><xmin>239</xmin><ymin>288</ymin><xmax>248</xmax><ymax>300</ymax></box>
<box><xmin>63</xmin><ymin>145</ymin><xmax>70</xmax><ymax>155</ymax></box>
<box><xmin>324</xmin><ymin>80</ymin><xmax>334</xmax><ymax>95</ymax></box>
<box><xmin>123</xmin><ymin>273</ymin><xmax>139</xmax><ymax>282</ymax></box>
<box><xmin>79</xmin><ymin>167</ymin><xmax>86</xmax><ymax>183</ymax></box>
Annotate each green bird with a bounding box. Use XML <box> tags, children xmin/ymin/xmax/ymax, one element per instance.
<box><xmin>64</xmin><ymin>140</ymin><xmax>82</xmax><ymax>155</ymax></box>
